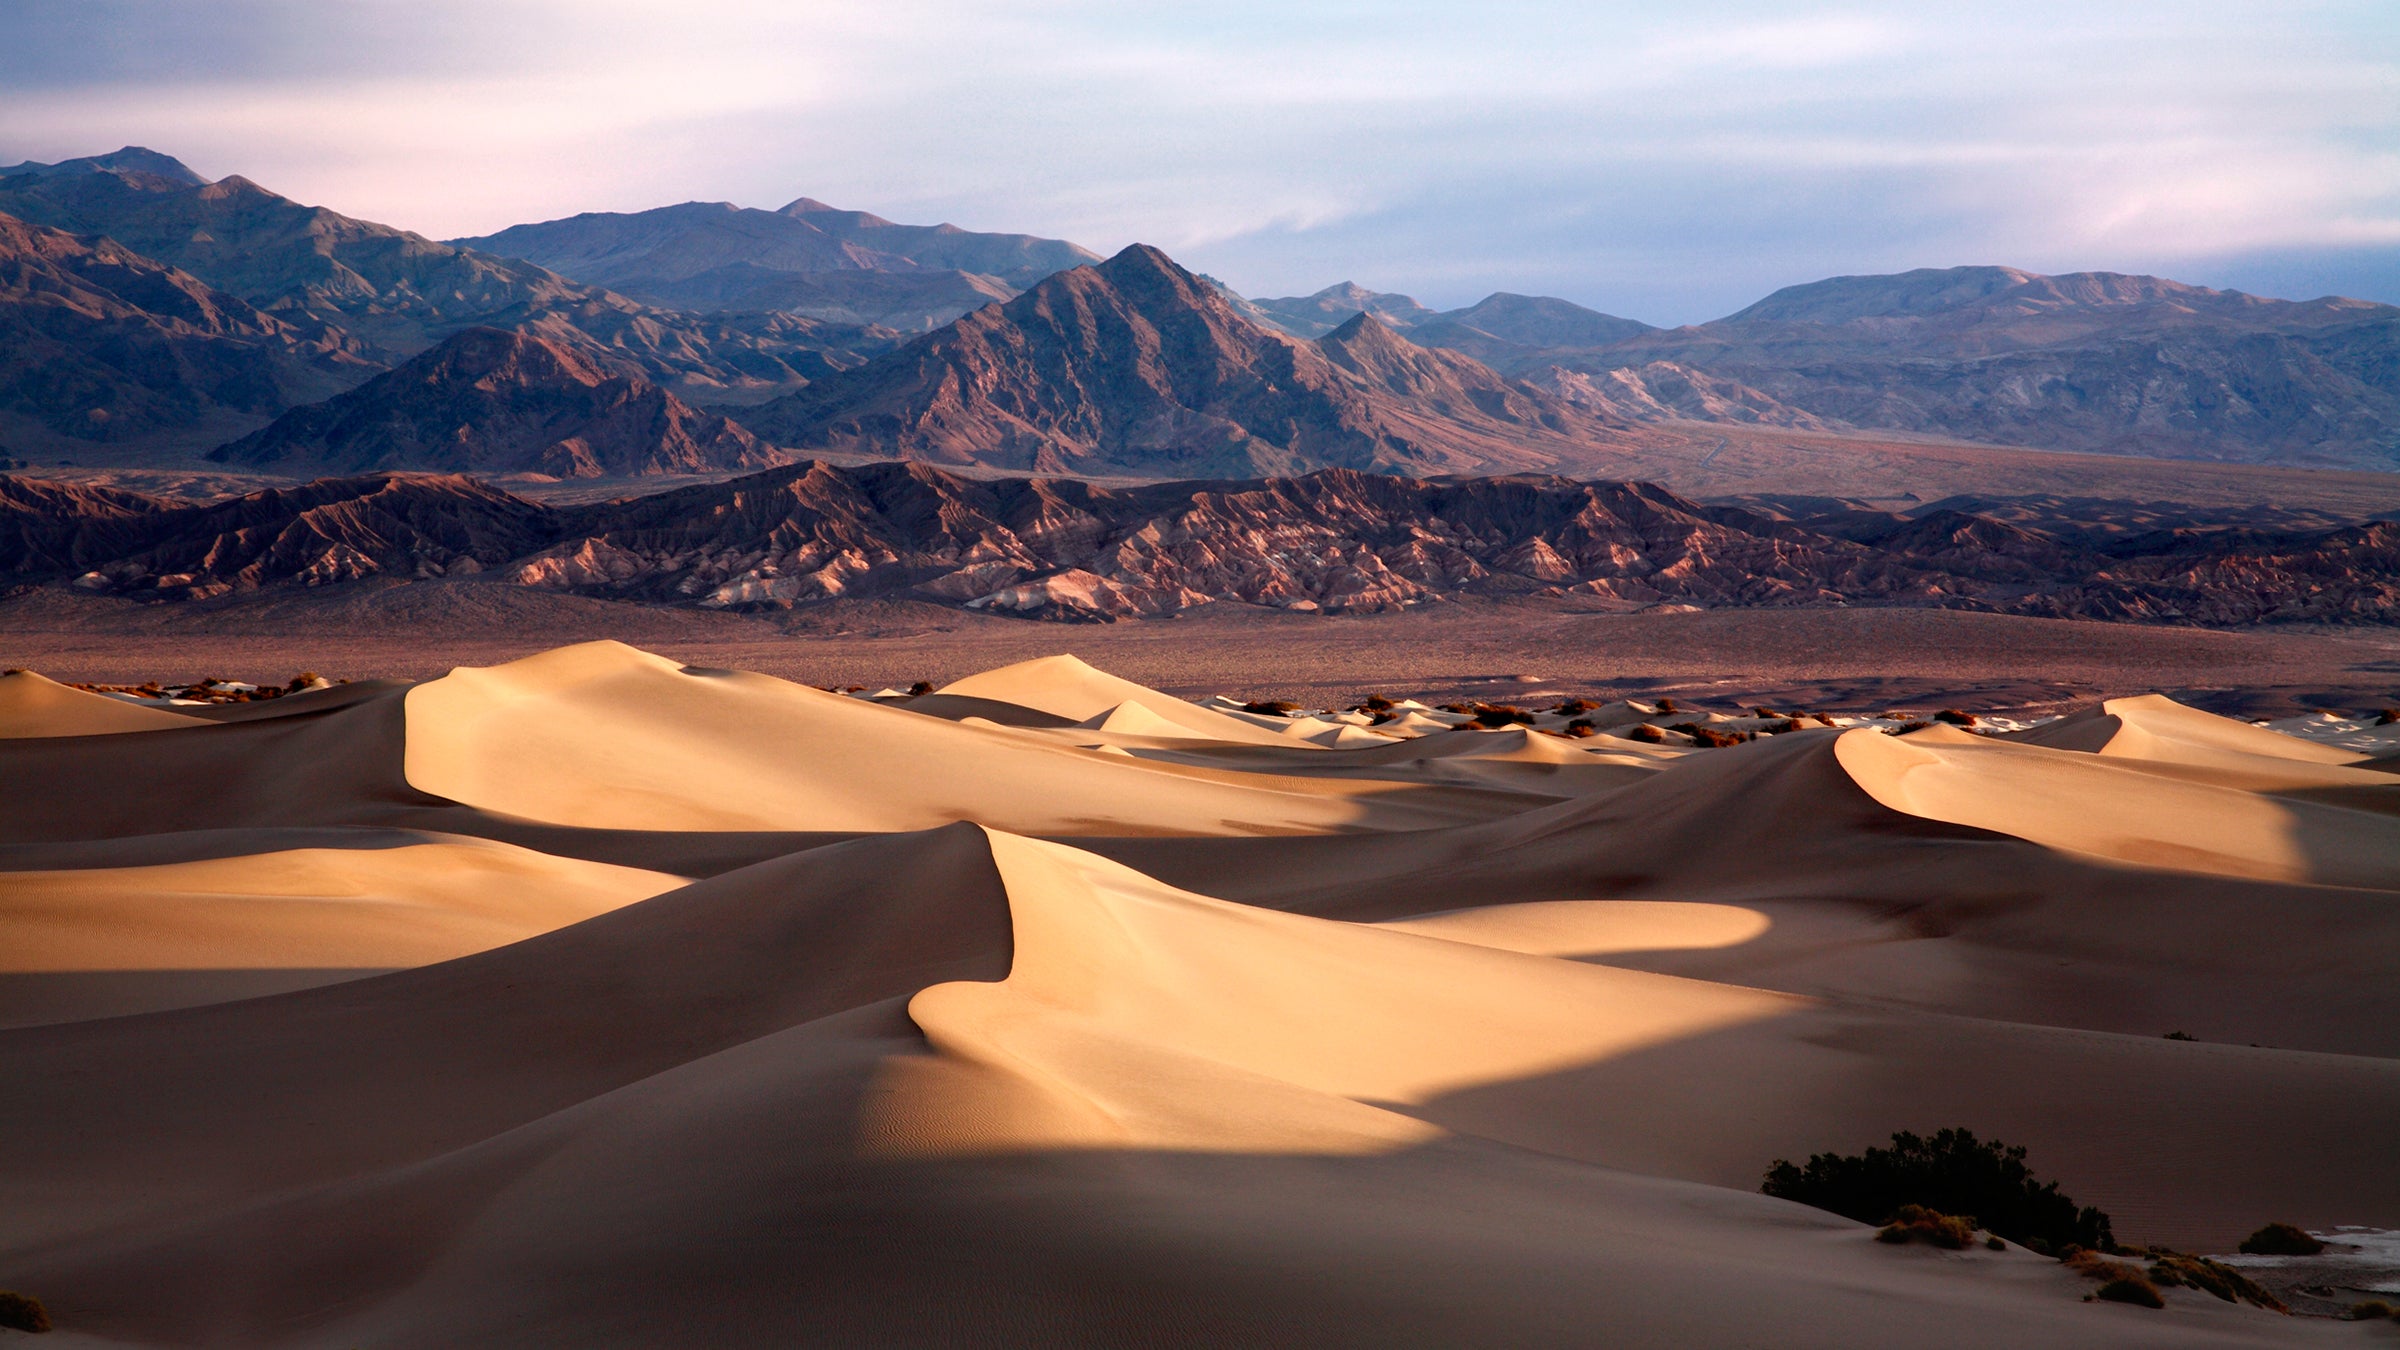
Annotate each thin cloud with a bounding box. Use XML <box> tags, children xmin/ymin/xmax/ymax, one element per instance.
<box><xmin>1</xmin><ymin>0</ymin><xmax>2393</xmax><ymax>322</ymax></box>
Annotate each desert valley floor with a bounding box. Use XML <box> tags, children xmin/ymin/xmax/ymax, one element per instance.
<box><xmin>1</xmin><ymin>630</ymin><xmax>2397</xmax><ymax>1346</ymax></box>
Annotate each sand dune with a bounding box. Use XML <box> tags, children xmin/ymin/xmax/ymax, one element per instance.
<box><xmin>1836</xmin><ymin>723</ymin><xmax>2400</xmax><ymax>885</ymax></box>
<box><xmin>0</xmin><ymin>830</ymin><xmax>682</xmax><ymax>1025</ymax></box>
<box><xmin>0</xmin><ymin>642</ymin><xmax>2390</xmax><ymax>1346</ymax></box>
<box><xmin>0</xmin><ymin>668</ymin><xmax>203</xmax><ymax>737</ymax></box>
<box><xmin>402</xmin><ymin>642</ymin><xmax>1506</xmax><ymax>834</ymax></box>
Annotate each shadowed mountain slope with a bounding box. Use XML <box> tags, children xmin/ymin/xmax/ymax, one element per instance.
<box><xmin>207</xmin><ymin>328</ymin><xmax>785</xmax><ymax>479</ymax></box>
<box><xmin>0</xmin><ymin>154</ymin><xmax>870</xmax><ymax>398</ymax></box>
<box><xmin>0</xmin><ymin>210</ymin><xmax>372</xmax><ymax>453</ymax></box>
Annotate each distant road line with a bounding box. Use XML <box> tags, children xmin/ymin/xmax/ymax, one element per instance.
<box><xmin>1697</xmin><ymin>438</ymin><xmax>1728</xmax><ymax>468</ymax></box>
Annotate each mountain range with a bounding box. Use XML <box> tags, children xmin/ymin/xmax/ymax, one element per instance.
<box><xmin>208</xmin><ymin>328</ymin><xmax>785</xmax><ymax>478</ymax></box>
<box><xmin>0</xmin><ymin>150</ymin><xmax>884</xmax><ymax>452</ymax></box>
<box><xmin>452</xmin><ymin>197</ymin><xmax>1099</xmax><ymax>330</ymax></box>
<box><xmin>741</xmin><ymin>245</ymin><xmax>1627</xmax><ymax>477</ymax></box>
<box><xmin>9</xmin><ymin>462</ymin><xmax>2395</xmax><ymax>626</ymax></box>
<box><xmin>1</xmin><ymin>146</ymin><xmax>2396</xmax><ymax>477</ymax></box>
<box><xmin>1253</xmin><ymin>270</ymin><xmax>2400</xmax><ymax>468</ymax></box>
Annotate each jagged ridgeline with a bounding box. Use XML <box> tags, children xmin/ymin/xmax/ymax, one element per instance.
<box><xmin>7</xmin><ymin>464</ymin><xmax>2395</xmax><ymax>624</ymax></box>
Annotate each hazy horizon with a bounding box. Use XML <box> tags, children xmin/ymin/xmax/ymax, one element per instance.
<box><xmin>4</xmin><ymin>0</ymin><xmax>2396</xmax><ymax>325</ymax></box>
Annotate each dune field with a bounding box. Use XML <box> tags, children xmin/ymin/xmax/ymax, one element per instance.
<box><xmin>1</xmin><ymin>642</ymin><xmax>2396</xmax><ymax>1346</ymax></box>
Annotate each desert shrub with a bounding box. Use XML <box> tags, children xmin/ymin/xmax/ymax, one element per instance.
<box><xmin>2163</xmin><ymin>1031</ymin><xmax>2196</xmax><ymax>1041</ymax></box>
<box><xmin>0</xmin><ymin>1290</ymin><xmax>50</xmax><ymax>1333</ymax></box>
<box><xmin>1762</xmin><ymin>718</ymin><xmax>1802</xmax><ymax>735</ymax></box>
<box><xmin>1812</xmin><ymin>712</ymin><xmax>1837</xmax><ymax>727</ymax></box>
<box><xmin>1673</xmin><ymin>724</ymin><xmax>1747</xmax><ymax>748</ymax></box>
<box><xmin>2237</xmin><ymin>1222</ymin><xmax>2324</xmax><ymax>1256</ymax></box>
<box><xmin>1242</xmin><ymin>700</ymin><xmax>1301</xmax><ymax>716</ymax></box>
<box><xmin>286</xmin><ymin>671</ymin><xmax>322</xmax><ymax>691</ymax></box>
<box><xmin>1762</xmin><ymin>1128</ymin><xmax>2114</xmax><ymax>1252</ymax></box>
<box><xmin>1561</xmin><ymin>719</ymin><xmax>1598</xmax><ymax>738</ymax></box>
<box><xmin>907</xmin><ymin>680</ymin><xmax>935</xmax><ymax>696</ymax></box>
<box><xmin>2376</xmin><ymin>709</ymin><xmax>2399</xmax><ymax>727</ymax></box>
<box><xmin>1357</xmin><ymin>694</ymin><xmax>1395</xmax><ymax>712</ymax></box>
<box><xmin>1875</xmin><ymin>1204</ymin><xmax>1978</xmax><ymax>1249</ymax></box>
<box><xmin>1629</xmin><ymin>723</ymin><xmax>1666</xmax><ymax>744</ymax></box>
<box><xmin>1985</xmin><ymin>1235</ymin><xmax>2006</xmax><ymax>1250</ymax></box>
<box><xmin>2067</xmin><ymin>1250</ymin><xmax>2165</xmax><ymax>1307</ymax></box>
<box><xmin>1891</xmin><ymin>721</ymin><xmax>1933</xmax><ymax>735</ymax></box>
<box><xmin>1472</xmin><ymin>705</ymin><xmax>1535</xmax><ymax>727</ymax></box>
<box><xmin>1934</xmin><ymin>708</ymin><xmax>1978</xmax><ymax>726</ymax></box>
<box><xmin>1555</xmin><ymin>698</ymin><xmax>1598</xmax><ymax>715</ymax></box>
<box><xmin>1656</xmin><ymin>697</ymin><xmax>1678</xmax><ymax>714</ymax></box>
<box><xmin>2350</xmin><ymin>1300</ymin><xmax>2398</xmax><ymax>1320</ymax></box>
<box><xmin>2095</xmin><ymin>1275</ymin><xmax>2166</xmax><ymax>1308</ymax></box>
<box><xmin>2138</xmin><ymin>1249</ymin><xmax>2286</xmax><ymax>1311</ymax></box>
<box><xmin>1437</xmin><ymin>703</ymin><xmax>1472</xmax><ymax>714</ymax></box>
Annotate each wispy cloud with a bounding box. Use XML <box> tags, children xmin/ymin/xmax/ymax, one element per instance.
<box><xmin>2</xmin><ymin>0</ymin><xmax>2393</xmax><ymax>322</ymax></box>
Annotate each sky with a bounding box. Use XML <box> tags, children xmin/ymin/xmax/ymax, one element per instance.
<box><xmin>3</xmin><ymin>0</ymin><xmax>2396</xmax><ymax>325</ymax></box>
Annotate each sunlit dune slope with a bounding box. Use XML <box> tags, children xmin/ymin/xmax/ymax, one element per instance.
<box><xmin>403</xmin><ymin>641</ymin><xmax>1507</xmax><ymax>834</ymax></box>
<box><xmin>0</xmin><ymin>669</ymin><xmax>203</xmax><ymax>737</ymax></box>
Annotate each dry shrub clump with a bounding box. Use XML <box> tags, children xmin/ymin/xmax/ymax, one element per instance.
<box><xmin>2349</xmin><ymin>1300</ymin><xmax>2399</xmax><ymax>1320</ymax></box>
<box><xmin>1890</xmin><ymin>720</ymin><xmax>1934</xmax><ymax>735</ymax></box>
<box><xmin>906</xmin><ymin>680</ymin><xmax>935</xmax><ymax>697</ymax></box>
<box><xmin>1934</xmin><ymin>708</ymin><xmax>1979</xmax><ymax>726</ymax></box>
<box><xmin>0</xmin><ymin>1290</ymin><xmax>50</xmax><ymax>1333</ymax></box>
<box><xmin>1471</xmin><ymin>704</ymin><xmax>1535</xmax><ymax>728</ymax></box>
<box><xmin>2066</xmin><ymin>1252</ymin><xmax>2163</xmax><ymax>1307</ymax></box>
<box><xmin>2134</xmin><ymin>1248</ymin><xmax>2286</xmax><ymax>1312</ymax></box>
<box><xmin>1875</xmin><ymin>1204</ymin><xmax>1979</xmax><ymax>1249</ymax></box>
<box><xmin>1812</xmin><ymin>712</ymin><xmax>1838</xmax><ymax>727</ymax></box>
<box><xmin>2237</xmin><ymin>1222</ymin><xmax>2324</xmax><ymax>1256</ymax></box>
<box><xmin>1555</xmin><ymin>698</ymin><xmax>1599</xmax><ymax>715</ymax></box>
<box><xmin>1674</xmin><ymin>724</ymin><xmax>1749</xmax><ymax>748</ymax></box>
<box><xmin>1355</xmin><ymin>694</ymin><xmax>1396</xmax><ymax>713</ymax></box>
<box><xmin>1560</xmin><ymin>718</ymin><xmax>1598</xmax><ymax>738</ymax></box>
<box><xmin>1241</xmin><ymin>700</ymin><xmax>1301</xmax><ymax>716</ymax></box>
<box><xmin>1655</xmin><ymin>697</ymin><xmax>1679</xmax><ymax>714</ymax></box>
<box><xmin>2374</xmin><ymin>708</ymin><xmax>2399</xmax><ymax>727</ymax></box>
<box><xmin>1763</xmin><ymin>1128</ymin><xmax>2113</xmax><ymax>1253</ymax></box>
<box><xmin>1628</xmin><ymin>723</ymin><xmax>1666</xmax><ymax>744</ymax></box>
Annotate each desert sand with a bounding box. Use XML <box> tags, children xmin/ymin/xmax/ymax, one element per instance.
<box><xmin>0</xmin><ymin>641</ymin><xmax>2393</xmax><ymax>1346</ymax></box>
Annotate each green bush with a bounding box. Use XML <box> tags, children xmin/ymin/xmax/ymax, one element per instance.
<box><xmin>1762</xmin><ymin>1128</ymin><xmax>2114</xmax><ymax>1252</ymax></box>
<box><xmin>0</xmin><ymin>1290</ymin><xmax>50</xmax><ymax>1333</ymax></box>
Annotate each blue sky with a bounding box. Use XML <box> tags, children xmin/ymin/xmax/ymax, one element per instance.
<box><xmin>3</xmin><ymin>0</ymin><xmax>2395</xmax><ymax>324</ymax></box>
